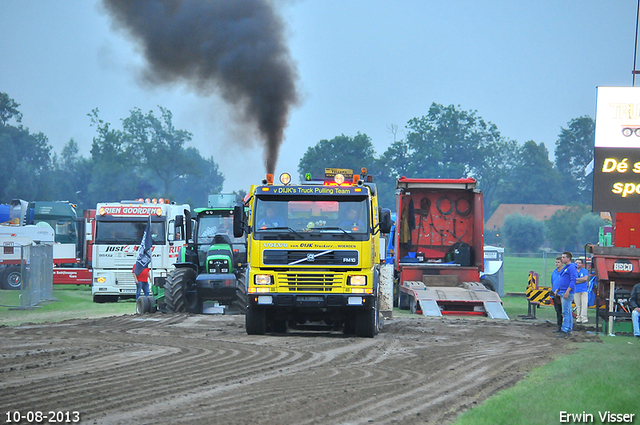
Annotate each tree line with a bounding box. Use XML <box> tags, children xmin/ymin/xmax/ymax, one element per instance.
<box><xmin>0</xmin><ymin>92</ymin><xmax>224</xmax><ymax>211</ymax></box>
<box><xmin>1</xmin><ymin>92</ymin><xmax>602</xmax><ymax>251</ymax></box>
<box><xmin>297</xmin><ymin>103</ymin><xmax>603</xmax><ymax>252</ymax></box>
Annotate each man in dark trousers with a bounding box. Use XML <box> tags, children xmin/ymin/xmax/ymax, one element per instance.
<box><xmin>630</xmin><ymin>281</ymin><xmax>640</xmax><ymax>338</ymax></box>
<box><xmin>550</xmin><ymin>256</ymin><xmax>563</xmax><ymax>332</ymax></box>
<box><xmin>556</xmin><ymin>251</ymin><xmax>577</xmax><ymax>338</ymax></box>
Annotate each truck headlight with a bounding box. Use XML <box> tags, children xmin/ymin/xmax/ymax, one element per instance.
<box><xmin>348</xmin><ymin>275</ymin><xmax>366</xmax><ymax>286</ymax></box>
<box><xmin>255</xmin><ymin>274</ymin><xmax>272</xmax><ymax>285</ymax></box>
<box><xmin>96</xmin><ymin>277</ymin><xmax>106</xmax><ymax>283</ymax></box>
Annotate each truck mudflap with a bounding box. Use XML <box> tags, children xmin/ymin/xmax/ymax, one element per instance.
<box><xmin>399</xmin><ymin>281</ymin><xmax>509</xmax><ymax>319</ymax></box>
<box><xmin>195</xmin><ymin>273</ymin><xmax>242</xmax><ymax>303</ymax></box>
<box><xmin>248</xmin><ymin>293</ymin><xmax>376</xmax><ymax>309</ymax></box>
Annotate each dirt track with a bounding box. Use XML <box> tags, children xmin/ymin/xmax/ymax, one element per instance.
<box><xmin>0</xmin><ymin>313</ymin><xmax>594</xmax><ymax>424</ymax></box>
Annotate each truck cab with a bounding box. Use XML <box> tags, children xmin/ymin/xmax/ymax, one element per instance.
<box><xmin>235</xmin><ymin>168</ymin><xmax>391</xmax><ymax>337</ymax></box>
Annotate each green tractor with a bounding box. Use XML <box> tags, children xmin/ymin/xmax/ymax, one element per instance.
<box><xmin>163</xmin><ymin>194</ymin><xmax>247</xmax><ymax>314</ymax></box>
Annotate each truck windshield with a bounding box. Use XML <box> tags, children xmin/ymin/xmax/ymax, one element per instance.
<box><xmin>95</xmin><ymin>221</ymin><xmax>166</xmax><ymax>245</ymax></box>
<box><xmin>254</xmin><ymin>197</ymin><xmax>369</xmax><ymax>241</ymax></box>
<box><xmin>33</xmin><ymin>218</ymin><xmax>78</xmax><ymax>244</ymax></box>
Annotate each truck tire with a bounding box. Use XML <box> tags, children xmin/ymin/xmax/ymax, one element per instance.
<box><xmin>164</xmin><ymin>268</ymin><xmax>200</xmax><ymax>313</ymax></box>
<box><xmin>1</xmin><ymin>266</ymin><xmax>22</xmax><ymax>290</ymax></box>
<box><xmin>355</xmin><ymin>306</ymin><xmax>376</xmax><ymax>338</ymax></box>
<box><xmin>246</xmin><ymin>306</ymin><xmax>266</xmax><ymax>335</ymax></box>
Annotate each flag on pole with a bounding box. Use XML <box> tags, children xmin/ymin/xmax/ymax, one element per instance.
<box><xmin>134</xmin><ymin>215</ymin><xmax>153</xmax><ymax>276</ymax></box>
<box><xmin>584</xmin><ymin>158</ymin><xmax>595</xmax><ymax>176</ymax></box>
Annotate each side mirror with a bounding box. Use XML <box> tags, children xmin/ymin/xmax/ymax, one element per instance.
<box><xmin>184</xmin><ymin>209</ymin><xmax>192</xmax><ymax>243</ymax></box>
<box><xmin>174</xmin><ymin>215</ymin><xmax>183</xmax><ymax>227</ymax></box>
<box><xmin>379</xmin><ymin>208</ymin><xmax>392</xmax><ymax>234</ymax></box>
<box><xmin>233</xmin><ymin>203</ymin><xmax>246</xmax><ymax>238</ymax></box>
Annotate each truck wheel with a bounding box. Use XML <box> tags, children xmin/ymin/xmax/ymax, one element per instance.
<box><xmin>355</xmin><ymin>305</ymin><xmax>376</xmax><ymax>338</ymax></box>
<box><xmin>246</xmin><ymin>306</ymin><xmax>266</xmax><ymax>335</ymax></box>
<box><xmin>164</xmin><ymin>268</ymin><xmax>200</xmax><ymax>313</ymax></box>
<box><xmin>1</xmin><ymin>266</ymin><xmax>22</xmax><ymax>290</ymax></box>
<box><xmin>136</xmin><ymin>296</ymin><xmax>150</xmax><ymax>314</ymax></box>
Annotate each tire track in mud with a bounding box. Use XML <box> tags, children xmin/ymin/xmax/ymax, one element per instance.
<box><xmin>1</xmin><ymin>315</ymin><xmax>313</xmax><ymax>420</ymax></box>
<box><xmin>0</xmin><ymin>314</ymin><xmax>576</xmax><ymax>425</ymax></box>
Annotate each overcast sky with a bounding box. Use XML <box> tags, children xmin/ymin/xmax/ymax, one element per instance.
<box><xmin>1</xmin><ymin>1</ymin><xmax>637</xmax><ymax>195</ymax></box>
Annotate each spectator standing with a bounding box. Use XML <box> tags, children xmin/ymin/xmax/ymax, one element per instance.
<box><xmin>574</xmin><ymin>258</ymin><xmax>589</xmax><ymax>323</ymax></box>
<box><xmin>556</xmin><ymin>251</ymin><xmax>577</xmax><ymax>338</ymax></box>
<box><xmin>133</xmin><ymin>264</ymin><xmax>150</xmax><ymax>300</ymax></box>
<box><xmin>551</xmin><ymin>257</ymin><xmax>563</xmax><ymax>332</ymax></box>
<box><xmin>630</xmin><ymin>282</ymin><xmax>640</xmax><ymax>339</ymax></box>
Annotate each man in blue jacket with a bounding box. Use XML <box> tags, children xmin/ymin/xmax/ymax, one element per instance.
<box><xmin>630</xmin><ymin>282</ymin><xmax>640</xmax><ymax>338</ymax></box>
<box><xmin>556</xmin><ymin>251</ymin><xmax>577</xmax><ymax>337</ymax></box>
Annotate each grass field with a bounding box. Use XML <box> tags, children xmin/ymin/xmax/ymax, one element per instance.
<box><xmin>0</xmin><ymin>285</ymin><xmax>135</xmax><ymax>326</ymax></box>
<box><xmin>454</xmin><ymin>334</ymin><xmax>640</xmax><ymax>425</ymax></box>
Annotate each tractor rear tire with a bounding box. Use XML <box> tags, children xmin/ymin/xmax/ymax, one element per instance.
<box><xmin>164</xmin><ymin>268</ymin><xmax>200</xmax><ymax>313</ymax></box>
<box><xmin>245</xmin><ymin>306</ymin><xmax>266</xmax><ymax>335</ymax></box>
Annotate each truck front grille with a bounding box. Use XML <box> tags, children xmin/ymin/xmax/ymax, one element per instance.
<box><xmin>278</xmin><ymin>272</ymin><xmax>344</xmax><ymax>292</ymax></box>
<box><xmin>264</xmin><ymin>250</ymin><xmax>359</xmax><ymax>267</ymax></box>
<box><xmin>114</xmin><ymin>272</ymin><xmax>136</xmax><ymax>285</ymax></box>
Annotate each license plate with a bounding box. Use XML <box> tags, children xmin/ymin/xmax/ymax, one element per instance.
<box><xmin>298</xmin><ymin>296</ymin><xmax>323</xmax><ymax>302</ymax></box>
<box><xmin>348</xmin><ymin>297</ymin><xmax>363</xmax><ymax>306</ymax></box>
<box><xmin>120</xmin><ymin>289</ymin><xmax>136</xmax><ymax>293</ymax></box>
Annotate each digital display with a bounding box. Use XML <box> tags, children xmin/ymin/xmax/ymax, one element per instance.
<box><xmin>593</xmin><ymin>87</ymin><xmax>640</xmax><ymax>212</ymax></box>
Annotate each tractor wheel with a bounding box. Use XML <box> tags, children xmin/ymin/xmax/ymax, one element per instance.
<box><xmin>164</xmin><ymin>268</ymin><xmax>200</xmax><ymax>313</ymax></box>
<box><xmin>245</xmin><ymin>306</ymin><xmax>266</xmax><ymax>335</ymax></box>
<box><xmin>146</xmin><ymin>296</ymin><xmax>157</xmax><ymax>313</ymax></box>
<box><xmin>136</xmin><ymin>296</ymin><xmax>150</xmax><ymax>314</ymax></box>
<box><xmin>1</xmin><ymin>266</ymin><xmax>22</xmax><ymax>290</ymax></box>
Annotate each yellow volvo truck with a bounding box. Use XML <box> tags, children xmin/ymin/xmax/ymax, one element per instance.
<box><xmin>234</xmin><ymin>168</ymin><xmax>392</xmax><ymax>337</ymax></box>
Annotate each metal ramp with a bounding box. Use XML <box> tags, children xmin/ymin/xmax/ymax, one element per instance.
<box><xmin>400</xmin><ymin>281</ymin><xmax>510</xmax><ymax>320</ymax></box>
<box><xmin>483</xmin><ymin>301</ymin><xmax>509</xmax><ymax>319</ymax></box>
<box><xmin>418</xmin><ymin>298</ymin><xmax>442</xmax><ymax>317</ymax></box>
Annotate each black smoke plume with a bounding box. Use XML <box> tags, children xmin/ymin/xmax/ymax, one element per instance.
<box><xmin>102</xmin><ymin>0</ymin><xmax>299</xmax><ymax>174</ymax></box>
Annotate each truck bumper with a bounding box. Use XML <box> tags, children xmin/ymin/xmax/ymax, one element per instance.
<box><xmin>247</xmin><ymin>293</ymin><xmax>375</xmax><ymax>310</ymax></box>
